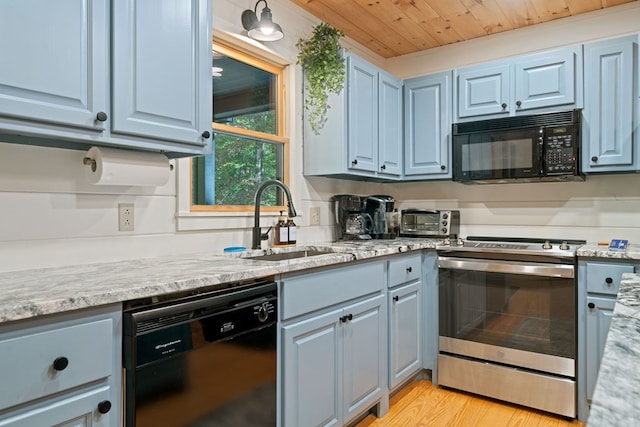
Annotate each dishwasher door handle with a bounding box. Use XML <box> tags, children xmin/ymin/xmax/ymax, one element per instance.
<box><xmin>438</xmin><ymin>257</ymin><xmax>575</xmax><ymax>278</ymax></box>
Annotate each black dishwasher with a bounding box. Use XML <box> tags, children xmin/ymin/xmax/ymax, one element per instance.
<box><xmin>123</xmin><ymin>279</ymin><xmax>277</xmax><ymax>427</ymax></box>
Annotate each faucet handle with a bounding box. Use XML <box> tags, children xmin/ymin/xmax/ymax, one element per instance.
<box><xmin>261</xmin><ymin>226</ymin><xmax>273</xmax><ymax>241</ymax></box>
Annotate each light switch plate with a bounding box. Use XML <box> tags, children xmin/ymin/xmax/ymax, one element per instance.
<box><xmin>310</xmin><ymin>207</ymin><xmax>321</xmax><ymax>225</ymax></box>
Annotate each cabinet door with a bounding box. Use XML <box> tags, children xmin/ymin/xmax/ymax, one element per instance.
<box><xmin>111</xmin><ymin>0</ymin><xmax>211</xmax><ymax>150</ymax></box>
<box><xmin>404</xmin><ymin>72</ymin><xmax>452</xmax><ymax>177</ymax></box>
<box><xmin>456</xmin><ymin>63</ymin><xmax>510</xmax><ymax>119</ymax></box>
<box><xmin>585</xmin><ymin>296</ymin><xmax>616</xmax><ymax>402</ymax></box>
<box><xmin>583</xmin><ymin>36</ymin><xmax>638</xmax><ymax>172</ymax></box>
<box><xmin>514</xmin><ymin>47</ymin><xmax>577</xmax><ymax>112</ymax></box>
<box><xmin>282</xmin><ymin>309</ymin><xmax>341</xmax><ymax>427</ymax></box>
<box><xmin>378</xmin><ymin>71</ymin><xmax>403</xmax><ymax>177</ymax></box>
<box><xmin>342</xmin><ymin>294</ymin><xmax>385</xmax><ymax>423</ymax></box>
<box><xmin>0</xmin><ymin>386</ymin><xmax>111</xmax><ymax>427</ymax></box>
<box><xmin>389</xmin><ymin>282</ymin><xmax>422</xmax><ymax>390</ymax></box>
<box><xmin>348</xmin><ymin>55</ymin><xmax>378</xmax><ymax>173</ymax></box>
<box><xmin>0</xmin><ymin>0</ymin><xmax>107</xmax><ymax>131</ymax></box>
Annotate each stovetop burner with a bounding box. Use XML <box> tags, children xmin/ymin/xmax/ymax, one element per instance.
<box><xmin>437</xmin><ymin>235</ymin><xmax>587</xmax><ymax>259</ymax></box>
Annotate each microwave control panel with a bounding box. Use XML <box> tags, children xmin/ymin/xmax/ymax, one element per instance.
<box><xmin>543</xmin><ymin>125</ymin><xmax>577</xmax><ymax>174</ymax></box>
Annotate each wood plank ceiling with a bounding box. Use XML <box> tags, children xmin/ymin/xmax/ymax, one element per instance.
<box><xmin>288</xmin><ymin>0</ymin><xmax>638</xmax><ymax>58</ymax></box>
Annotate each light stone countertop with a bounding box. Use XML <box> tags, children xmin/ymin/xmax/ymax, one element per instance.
<box><xmin>0</xmin><ymin>239</ymin><xmax>439</xmax><ymax>324</ymax></box>
<box><xmin>588</xmin><ymin>272</ymin><xmax>640</xmax><ymax>426</ymax></box>
<box><xmin>2</xmin><ymin>238</ymin><xmax>640</xmax><ymax>328</ymax></box>
<box><xmin>577</xmin><ymin>244</ymin><xmax>640</xmax><ymax>261</ymax></box>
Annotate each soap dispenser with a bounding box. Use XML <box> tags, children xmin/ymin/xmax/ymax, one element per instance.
<box><xmin>287</xmin><ymin>216</ymin><xmax>297</xmax><ymax>245</ymax></box>
<box><xmin>275</xmin><ymin>211</ymin><xmax>289</xmax><ymax>246</ymax></box>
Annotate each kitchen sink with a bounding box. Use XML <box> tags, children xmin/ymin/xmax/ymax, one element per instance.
<box><xmin>245</xmin><ymin>249</ymin><xmax>338</xmax><ymax>261</ymax></box>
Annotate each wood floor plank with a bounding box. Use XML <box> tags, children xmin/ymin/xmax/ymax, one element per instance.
<box><xmin>354</xmin><ymin>380</ymin><xmax>585</xmax><ymax>427</ymax></box>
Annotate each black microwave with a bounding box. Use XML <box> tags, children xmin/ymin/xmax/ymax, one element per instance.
<box><xmin>452</xmin><ymin>109</ymin><xmax>583</xmax><ymax>184</ymax></box>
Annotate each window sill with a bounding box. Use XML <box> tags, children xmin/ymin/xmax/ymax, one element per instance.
<box><xmin>176</xmin><ymin>210</ymin><xmax>280</xmax><ymax>232</ymax></box>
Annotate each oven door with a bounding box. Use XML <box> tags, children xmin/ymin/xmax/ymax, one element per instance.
<box><xmin>438</xmin><ymin>256</ymin><xmax>576</xmax><ymax>377</ymax></box>
<box><xmin>452</xmin><ymin>127</ymin><xmax>542</xmax><ymax>182</ymax></box>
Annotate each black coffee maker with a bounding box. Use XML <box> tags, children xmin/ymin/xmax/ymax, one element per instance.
<box><xmin>363</xmin><ymin>195</ymin><xmax>396</xmax><ymax>239</ymax></box>
<box><xmin>331</xmin><ymin>194</ymin><xmax>372</xmax><ymax>241</ymax></box>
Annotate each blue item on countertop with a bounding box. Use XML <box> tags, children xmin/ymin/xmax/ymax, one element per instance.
<box><xmin>223</xmin><ymin>246</ymin><xmax>247</xmax><ymax>253</ymax></box>
<box><xmin>608</xmin><ymin>239</ymin><xmax>628</xmax><ymax>252</ymax></box>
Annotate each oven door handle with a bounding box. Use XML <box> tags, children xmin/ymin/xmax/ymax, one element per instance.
<box><xmin>438</xmin><ymin>257</ymin><xmax>575</xmax><ymax>278</ymax></box>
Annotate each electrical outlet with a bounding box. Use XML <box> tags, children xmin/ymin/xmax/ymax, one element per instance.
<box><xmin>309</xmin><ymin>207</ymin><xmax>321</xmax><ymax>225</ymax></box>
<box><xmin>118</xmin><ymin>203</ymin><xmax>134</xmax><ymax>231</ymax></box>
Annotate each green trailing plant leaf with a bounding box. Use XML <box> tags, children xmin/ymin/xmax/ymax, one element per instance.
<box><xmin>296</xmin><ymin>23</ymin><xmax>345</xmax><ymax>134</ymax></box>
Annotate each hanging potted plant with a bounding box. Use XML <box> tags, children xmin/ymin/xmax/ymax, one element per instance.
<box><xmin>296</xmin><ymin>23</ymin><xmax>345</xmax><ymax>134</ymax></box>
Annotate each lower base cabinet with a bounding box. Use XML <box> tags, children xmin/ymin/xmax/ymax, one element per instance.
<box><xmin>0</xmin><ymin>304</ymin><xmax>122</xmax><ymax>427</ymax></box>
<box><xmin>387</xmin><ymin>253</ymin><xmax>423</xmax><ymax>390</ymax></box>
<box><xmin>0</xmin><ymin>386</ymin><xmax>113</xmax><ymax>427</ymax></box>
<box><xmin>282</xmin><ymin>294</ymin><xmax>385</xmax><ymax>427</ymax></box>
<box><xmin>388</xmin><ymin>281</ymin><xmax>421</xmax><ymax>390</ymax></box>
<box><xmin>585</xmin><ymin>295</ymin><xmax>616</xmax><ymax>402</ymax></box>
<box><xmin>280</xmin><ymin>261</ymin><xmax>386</xmax><ymax>427</ymax></box>
<box><xmin>577</xmin><ymin>260</ymin><xmax>637</xmax><ymax>421</ymax></box>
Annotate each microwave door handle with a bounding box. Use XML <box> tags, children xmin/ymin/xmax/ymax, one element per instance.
<box><xmin>538</xmin><ymin>132</ymin><xmax>545</xmax><ymax>174</ymax></box>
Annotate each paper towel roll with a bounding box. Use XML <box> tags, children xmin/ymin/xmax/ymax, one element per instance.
<box><xmin>84</xmin><ymin>146</ymin><xmax>171</xmax><ymax>186</ymax></box>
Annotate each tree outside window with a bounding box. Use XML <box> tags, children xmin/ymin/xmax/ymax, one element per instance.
<box><xmin>192</xmin><ymin>42</ymin><xmax>288</xmax><ymax>212</ymax></box>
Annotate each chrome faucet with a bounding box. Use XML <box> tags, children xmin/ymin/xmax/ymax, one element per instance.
<box><xmin>252</xmin><ymin>179</ymin><xmax>297</xmax><ymax>249</ymax></box>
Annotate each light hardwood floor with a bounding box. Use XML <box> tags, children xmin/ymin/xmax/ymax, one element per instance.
<box><xmin>355</xmin><ymin>380</ymin><xmax>585</xmax><ymax>427</ymax></box>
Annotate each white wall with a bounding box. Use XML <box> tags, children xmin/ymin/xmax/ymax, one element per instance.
<box><xmin>0</xmin><ymin>1</ymin><xmax>639</xmax><ymax>272</ymax></box>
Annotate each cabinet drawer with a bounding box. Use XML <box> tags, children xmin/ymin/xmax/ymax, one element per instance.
<box><xmin>281</xmin><ymin>261</ymin><xmax>384</xmax><ymax>320</ymax></box>
<box><xmin>0</xmin><ymin>385</ymin><xmax>112</xmax><ymax>427</ymax></box>
<box><xmin>585</xmin><ymin>262</ymin><xmax>634</xmax><ymax>295</ymax></box>
<box><xmin>388</xmin><ymin>253</ymin><xmax>421</xmax><ymax>287</ymax></box>
<box><xmin>0</xmin><ymin>318</ymin><xmax>113</xmax><ymax>411</ymax></box>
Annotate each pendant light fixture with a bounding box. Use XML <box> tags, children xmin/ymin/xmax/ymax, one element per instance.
<box><xmin>241</xmin><ymin>0</ymin><xmax>284</xmax><ymax>42</ymax></box>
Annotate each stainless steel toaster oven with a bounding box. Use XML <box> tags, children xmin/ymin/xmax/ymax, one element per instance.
<box><xmin>400</xmin><ymin>209</ymin><xmax>460</xmax><ymax>238</ymax></box>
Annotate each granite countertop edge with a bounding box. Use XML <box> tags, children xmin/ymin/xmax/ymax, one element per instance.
<box><xmin>0</xmin><ymin>239</ymin><xmax>438</xmax><ymax>324</ymax></box>
<box><xmin>3</xmin><ymin>240</ymin><xmax>640</xmax><ymax>326</ymax></box>
<box><xmin>576</xmin><ymin>244</ymin><xmax>640</xmax><ymax>260</ymax></box>
<box><xmin>587</xmin><ymin>272</ymin><xmax>640</xmax><ymax>426</ymax></box>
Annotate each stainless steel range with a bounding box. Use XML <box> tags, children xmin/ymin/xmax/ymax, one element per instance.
<box><xmin>437</xmin><ymin>236</ymin><xmax>585</xmax><ymax>418</ymax></box>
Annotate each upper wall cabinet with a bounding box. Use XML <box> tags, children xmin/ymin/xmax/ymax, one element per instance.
<box><xmin>303</xmin><ymin>53</ymin><xmax>403</xmax><ymax>181</ymax></box>
<box><xmin>0</xmin><ymin>1</ymin><xmax>108</xmax><ymax>133</ymax></box>
<box><xmin>403</xmin><ymin>71</ymin><xmax>452</xmax><ymax>180</ymax></box>
<box><xmin>0</xmin><ymin>0</ymin><xmax>212</xmax><ymax>158</ymax></box>
<box><xmin>582</xmin><ymin>35</ymin><xmax>639</xmax><ymax>173</ymax></box>
<box><xmin>454</xmin><ymin>46</ymin><xmax>582</xmax><ymax>121</ymax></box>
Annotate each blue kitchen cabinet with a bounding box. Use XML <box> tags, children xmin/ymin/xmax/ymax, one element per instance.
<box><xmin>582</xmin><ymin>35</ymin><xmax>639</xmax><ymax>173</ymax></box>
<box><xmin>585</xmin><ymin>295</ymin><xmax>616</xmax><ymax>402</ymax></box>
<box><xmin>454</xmin><ymin>46</ymin><xmax>581</xmax><ymax>121</ymax></box>
<box><xmin>280</xmin><ymin>261</ymin><xmax>387</xmax><ymax>426</ymax></box>
<box><xmin>0</xmin><ymin>305</ymin><xmax>121</xmax><ymax>427</ymax></box>
<box><xmin>387</xmin><ymin>253</ymin><xmax>422</xmax><ymax>390</ymax></box>
<box><xmin>378</xmin><ymin>70</ymin><xmax>404</xmax><ymax>177</ymax></box>
<box><xmin>577</xmin><ymin>260</ymin><xmax>638</xmax><ymax>421</ymax></box>
<box><xmin>0</xmin><ymin>0</ymin><xmax>212</xmax><ymax>158</ymax></box>
<box><xmin>303</xmin><ymin>53</ymin><xmax>403</xmax><ymax>180</ymax></box>
<box><xmin>403</xmin><ymin>72</ymin><xmax>452</xmax><ymax>179</ymax></box>
<box><xmin>0</xmin><ymin>0</ymin><xmax>108</xmax><ymax>133</ymax></box>
<box><xmin>282</xmin><ymin>308</ymin><xmax>341</xmax><ymax>427</ymax></box>
<box><xmin>111</xmin><ymin>0</ymin><xmax>212</xmax><ymax>153</ymax></box>
<box><xmin>455</xmin><ymin>62</ymin><xmax>510</xmax><ymax>119</ymax></box>
<box><xmin>422</xmin><ymin>251</ymin><xmax>438</xmax><ymax>378</ymax></box>
<box><xmin>348</xmin><ymin>56</ymin><xmax>379</xmax><ymax>174</ymax></box>
<box><xmin>341</xmin><ymin>294</ymin><xmax>386</xmax><ymax>422</ymax></box>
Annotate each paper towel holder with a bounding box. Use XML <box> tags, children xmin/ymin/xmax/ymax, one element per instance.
<box><xmin>82</xmin><ymin>156</ymin><xmax>174</xmax><ymax>172</ymax></box>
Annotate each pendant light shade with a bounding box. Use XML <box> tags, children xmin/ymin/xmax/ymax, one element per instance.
<box><xmin>241</xmin><ymin>0</ymin><xmax>284</xmax><ymax>42</ymax></box>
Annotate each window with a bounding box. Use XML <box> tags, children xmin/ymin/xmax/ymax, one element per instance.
<box><xmin>191</xmin><ymin>41</ymin><xmax>288</xmax><ymax>212</ymax></box>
